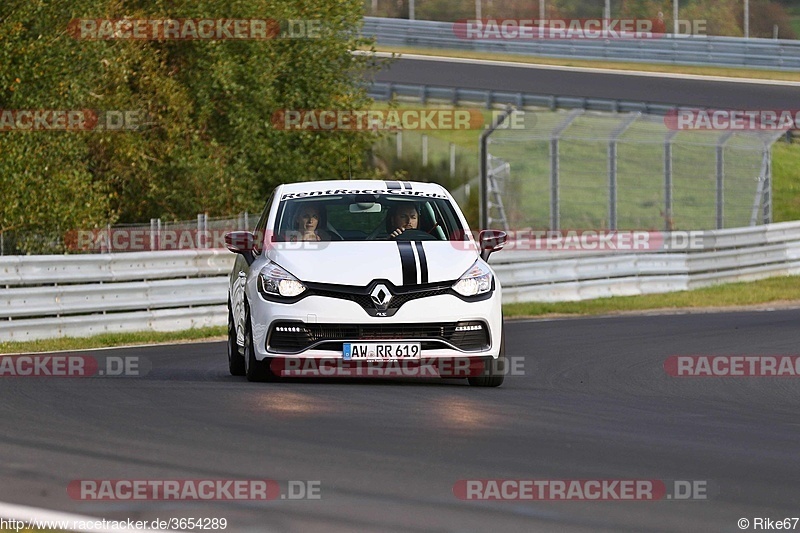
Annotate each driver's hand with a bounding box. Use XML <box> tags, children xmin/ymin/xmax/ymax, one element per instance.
<box><xmin>389</xmin><ymin>227</ymin><xmax>405</xmax><ymax>239</ymax></box>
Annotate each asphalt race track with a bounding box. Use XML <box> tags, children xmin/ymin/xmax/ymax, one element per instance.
<box><xmin>2</xmin><ymin>309</ymin><xmax>799</xmax><ymax>532</ymax></box>
<box><xmin>373</xmin><ymin>55</ymin><xmax>800</xmax><ymax>109</ymax></box>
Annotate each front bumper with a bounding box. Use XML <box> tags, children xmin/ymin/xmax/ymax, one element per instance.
<box><xmin>248</xmin><ymin>292</ymin><xmax>503</xmax><ymax>361</ymax></box>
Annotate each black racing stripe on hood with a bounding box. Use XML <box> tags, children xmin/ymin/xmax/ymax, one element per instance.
<box><xmin>414</xmin><ymin>241</ymin><xmax>428</xmax><ymax>284</ymax></box>
<box><xmin>396</xmin><ymin>241</ymin><xmax>416</xmax><ymax>285</ymax></box>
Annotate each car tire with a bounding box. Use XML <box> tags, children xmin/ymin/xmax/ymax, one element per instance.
<box><xmin>228</xmin><ymin>301</ymin><xmax>246</xmax><ymax>376</ymax></box>
<box><xmin>243</xmin><ymin>305</ymin><xmax>277</xmax><ymax>382</ymax></box>
<box><xmin>468</xmin><ymin>328</ymin><xmax>505</xmax><ymax>388</ymax></box>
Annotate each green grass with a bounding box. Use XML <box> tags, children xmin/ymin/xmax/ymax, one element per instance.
<box><xmin>370</xmin><ymin>45</ymin><xmax>800</xmax><ymax>82</ymax></box>
<box><xmin>504</xmin><ymin>275</ymin><xmax>800</xmax><ymax>318</ymax></box>
<box><xmin>788</xmin><ymin>5</ymin><xmax>800</xmax><ymax>38</ymax></box>
<box><xmin>0</xmin><ymin>326</ymin><xmax>226</xmax><ymax>355</ymax></box>
<box><xmin>792</xmin><ymin>19</ymin><xmax>800</xmax><ymax>39</ymax></box>
<box><xmin>772</xmin><ymin>135</ymin><xmax>800</xmax><ymax>223</ymax></box>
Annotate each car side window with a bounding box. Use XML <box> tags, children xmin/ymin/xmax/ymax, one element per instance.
<box><xmin>252</xmin><ymin>191</ymin><xmax>275</xmax><ymax>255</ymax></box>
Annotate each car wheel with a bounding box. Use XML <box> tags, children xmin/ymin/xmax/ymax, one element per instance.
<box><xmin>228</xmin><ymin>301</ymin><xmax>246</xmax><ymax>376</ymax></box>
<box><xmin>243</xmin><ymin>305</ymin><xmax>277</xmax><ymax>382</ymax></box>
<box><xmin>468</xmin><ymin>328</ymin><xmax>505</xmax><ymax>388</ymax></box>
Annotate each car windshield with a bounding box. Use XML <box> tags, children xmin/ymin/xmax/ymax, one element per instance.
<box><xmin>274</xmin><ymin>193</ymin><xmax>467</xmax><ymax>242</ymax></box>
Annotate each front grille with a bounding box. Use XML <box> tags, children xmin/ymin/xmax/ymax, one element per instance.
<box><xmin>308</xmin><ymin>282</ymin><xmax>452</xmax><ymax>316</ymax></box>
<box><xmin>267</xmin><ymin>321</ymin><xmax>489</xmax><ymax>354</ymax></box>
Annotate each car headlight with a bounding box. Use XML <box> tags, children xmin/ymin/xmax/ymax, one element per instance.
<box><xmin>452</xmin><ymin>260</ymin><xmax>493</xmax><ymax>297</ymax></box>
<box><xmin>258</xmin><ymin>262</ymin><xmax>306</xmax><ymax>298</ymax></box>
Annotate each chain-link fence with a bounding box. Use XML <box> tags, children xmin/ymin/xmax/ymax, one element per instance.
<box><xmin>485</xmin><ymin>109</ymin><xmax>785</xmax><ymax>231</ymax></box>
<box><xmin>372</xmin><ymin>130</ymin><xmax>479</xmax><ymax>222</ymax></box>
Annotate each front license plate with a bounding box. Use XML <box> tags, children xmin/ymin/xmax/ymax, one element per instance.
<box><xmin>343</xmin><ymin>342</ymin><xmax>421</xmax><ymax>361</ymax></box>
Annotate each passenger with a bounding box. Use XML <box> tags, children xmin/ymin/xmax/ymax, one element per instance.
<box><xmin>290</xmin><ymin>203</ymin><xmax>330</xmax><ymax>241</ymax></box>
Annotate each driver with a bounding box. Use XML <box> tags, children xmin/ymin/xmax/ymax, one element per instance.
<box><xmin>387</xmin><ymin>204</ymin><xmax>419</xmax><ymax>239</ymax></box>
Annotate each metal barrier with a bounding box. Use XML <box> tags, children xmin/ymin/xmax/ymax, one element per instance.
<box><xmin>0</xmin><ymin>250</ymin><xmax>233</xmax><ymax>343</ymax></box>
<box><xmin>3</xmin><ymin>222</ymin><xmax>800</xmax><ymax>341</ymax></box>
<box><xmin>492</xmin><ymin>221</ymin><xmax>800</xmax><ymax>303</ymax></box>
<box><xmin>368</xmin><ymin>81</ymin><xmax>678</xmax><ymax>116</ymax></box>
<box><xmin>362</xmin><ymin>17</ymin><xmax>800</xmax><ymax>71</ymax></box>
<box><xmin>368</xmin><ymin>80</ymin><xmax>788</xmax><ymax>136</ymax></box>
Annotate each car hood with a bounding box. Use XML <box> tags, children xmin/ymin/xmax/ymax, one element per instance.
<box><xmin>266</xmin><ymin>241</ymin><xmax>479</xmax><ymax>287</ymax></box>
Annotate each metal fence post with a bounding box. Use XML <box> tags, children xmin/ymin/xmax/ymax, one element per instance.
<box><xmin>608</xmin><ymin>114</ymin><xmax>639</xmax><ymax>231</ymax></box>
<box><xmin>449</xmin><ymin>143</ymin><xmax>456</xmax><ymax>178</ymax></box>
<box><xmin>716</xmin><ymin>132</ymin><xmax>734</xmax><ymax>229</ymax></box>
<box><xmin>549</xmin><ymin>137</ymin><xmax>559</xmax><ymax>230</ymax></box>
<box><xmin>150</xmin><ymin>218</ymin><xmax>157</xmax><ymax>250</ymax></box>
<box><xmin>197</xmin><ymin>214</ymin><xmax>203</xmax><ymax>249</ymax></box>
<box><xmin>396</xmin><ymin>131</ymin><xmax>402</xmax><ymax>159</ymax></box>
<box><xmin>549</xmin><ymin>110</ymin><xmax>583</xmax><ymax>230</ymax></box>
<box><xmin>608</xmin><ymin>141</ymin><xmax>617</xmax><ymax>230</ymax></box>
<box><xmin>763</xmin><ymin>147</ymin><xmax>772</xmax><ymax>225</ymax></box>
<box><xmin>716</xmin><ymin>145</ymin><xmax>724</xmax><ymax>229</ymax></box>
<box><xmin>664</xmin><ymin>130</ymin><xmax>678</xmax><ymax>231</ymax></box>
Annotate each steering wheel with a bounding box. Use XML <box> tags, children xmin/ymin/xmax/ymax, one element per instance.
<box><xmin>391</xmin><ymin>229</ymin><xmax>438</xmax><ymax>241</ymax></box>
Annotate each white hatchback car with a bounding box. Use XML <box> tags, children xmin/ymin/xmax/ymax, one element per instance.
<box><xmin>225</xmin><ymin>180</ymin><xmax>507</xmax><ymax>386</ymax></box>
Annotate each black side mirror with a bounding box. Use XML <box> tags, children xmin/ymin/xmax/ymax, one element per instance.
<box><xmin>479</xmin><ymin>230</ymin><xmax>507</xmax><ymax>260</ymax></box>
<box><xmin>224</xmin><ymin>231</ymin><xmax>255</xmax><ymax>254</ymax></box>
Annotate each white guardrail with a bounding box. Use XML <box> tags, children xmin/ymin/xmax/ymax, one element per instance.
<box><xmin>2</xmin><ymin>222</ymin><xmax>800</xmax><ymax>342</ymax></box>
<box><xmin>362</xmin><ymin>17</ymin><xmax>800</xmax><ymax>71</ymax></box>
<box><xmin>0</xmin><ymin>250</ymin><xmax>234</xmax><ymax>343</ymax></box>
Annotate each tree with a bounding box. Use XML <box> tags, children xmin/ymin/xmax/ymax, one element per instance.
<box><xmin>0</xmin><ymin>0</ymin><xmax>380</xmax><ymax>252</ymax></box>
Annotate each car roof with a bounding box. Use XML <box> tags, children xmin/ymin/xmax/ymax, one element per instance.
<box><xmin>277</xmin><ymin>180</ymin><xmax>448</xmax><ymax>195</ymax></box>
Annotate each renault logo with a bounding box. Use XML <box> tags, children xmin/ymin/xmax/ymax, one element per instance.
<box><xmin>370</xmin><ymin>284</ymin><xmax>393</xmax><ymax>309</ymax></box>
